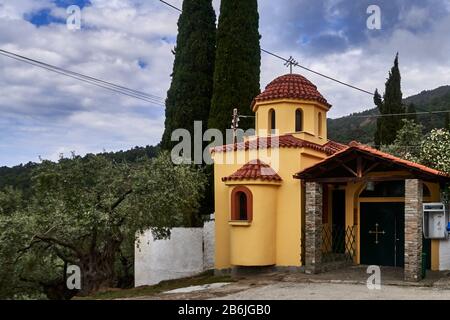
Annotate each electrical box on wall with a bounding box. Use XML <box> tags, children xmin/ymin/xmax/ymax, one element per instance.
<box><xmin>423</xmin><ymin>203</ymin><xmax>447</xmax><ymax>239</ymax></box>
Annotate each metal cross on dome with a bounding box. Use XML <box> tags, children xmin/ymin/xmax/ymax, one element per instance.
<box><xmin>284</xmin><ymin>56</ymin><xmax>298</xmax><ymax>74</ymax></box>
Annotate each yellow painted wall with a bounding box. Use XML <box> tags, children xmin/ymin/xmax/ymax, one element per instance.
<box><xmin>253</xmin><ymin>99</ymin><xmax>329</xmax><ymax>145</ymax></box>
<box><xmin>229</xmin><ymin>184</ymin><xmax>278</xmax><ymax>266</ymax></box>
<box><xmin>275</xmin><ymin>148</ymin><xmax>329</xmax><ymax>266</ymax></box>
<box><xmin>212</xmin><ymin>146</ymin><xmax>328</xmax><ymax>269</ymax></box>
<box><xmin>426</xmin><ymin>182</ymin><xmax>441</xmax><ymax>271</ymax></box>
<box><xmin>213</xmin><ymin>79</ymin><xmax>443</xmax><ymax>272</ymax></box>
<box><xmin>213</xmin><ymin>96</ymin><xmax>330</xmax><ymax>270</ymax></box>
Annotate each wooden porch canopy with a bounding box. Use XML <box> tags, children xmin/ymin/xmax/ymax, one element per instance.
<box><xmin>294</xmin><ymin>141</ymin><xmax>450</xmax><ymax>183</ymax></box>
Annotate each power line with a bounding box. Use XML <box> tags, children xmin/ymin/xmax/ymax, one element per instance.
<box><xmin>261</xmin><ymin>49</ymin><xmax>374</xmax><ymax>96</ymax></box>
<box><xmin>6</xmin><ymin>48</ymin><xmax>442</xmax><ymax>120</ymax></box>
<box><xmin>0</xmin><ymin>49</ymin><xmax>165</xmax><ymax>105</ymax></box>
<box><xmin>158</xmin><ymin>0</ymin><xmax>450</xmax><ymax>120</ymax></box>
<box><xmin>0</xmin><ymin>49</ymin><xmax>166</xmax><ymax>106</ymax></box>
<box><xmin>338</xmin><ymin>110</ymin><xmax>450</xmax><ymax>119</ymax></box>
<box><xmin>0</xmin><ymin>49</ymin><xmax>165</xmax><ymax>102</ymax></box>
<box><xmin>158</xmin><ymin>0</ymin><xmax>374</xmax><ymax>97</ymax></box>
<box><xmin>159</xmin><ymin>0</ymin><xmax>182</xmax><ymax>12</ymax></box>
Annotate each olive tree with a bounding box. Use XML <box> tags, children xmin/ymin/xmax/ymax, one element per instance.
<box><xmin>0</xmin><ymin>151</ymin><xmax>206</xmax><ymax>299</ymax></box>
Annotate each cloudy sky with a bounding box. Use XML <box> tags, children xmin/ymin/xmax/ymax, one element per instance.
<box><xmin>0</xmin><ymin>0</ymin><xmax>449</xmax><ymax>166</ymax></box>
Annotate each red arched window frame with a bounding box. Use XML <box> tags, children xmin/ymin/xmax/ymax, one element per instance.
<box><xmin>231</xmin><ymin>186</ymin><xmax>253</xmax><ymax>222</ymax></box>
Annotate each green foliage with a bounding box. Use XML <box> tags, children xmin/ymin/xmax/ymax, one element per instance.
<box><xmin>161</xmin><ymin>0</ymin><xmax>216</xmax><ymax>151</ymax></box>
<box><xmin>406</xmin><ymin>103</ymin><xmax>417</xmax><ymax>122</ymax></box>
<box><xmin>0</xmin><ymin>162</ymin><xmax>38</xmax><ymax>199</ymax></box>
<box><xmin>381</xmin><ymin>119</ymin><xmax>423</xmax><ymax>161</ymax></box>
<box><xmin>327</xmin><ymin>86</ymin><xmax>450</xmax><ymax>144</ymax></box>
<box><xmin>385</xmin><ymin>122</ymin><xmax>450</xmax><ymax>173</ymax></box>
<box><xmin>159</xmin><ymin>0</ymin><xmax>216</xmax><ymax>221</ymax></box>
<box><xmin>208</xmin><ymin>0</ymin><xmax>261</xmax><ymax>133</ymax></box>
<box><xmin>418</xmin><ymin>129</ymin><xmax>450</xmax><ymax>173</ymax></box>
<box><xmin>374</xmin><ymin>53</ymin><xmax>405</xmax><ymax>146</ymax></box>
<box><xmin>0</xmin><ymin>152</ymin><xmax>207</xmax><ymax>299</ymax></box>
<box><xmin>0</xmin><ymin>145</ymin><xmax>159</xmax><ymax>197</ymax></box>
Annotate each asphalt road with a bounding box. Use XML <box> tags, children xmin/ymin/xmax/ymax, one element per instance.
<box><xmin>210</xmin><ymin>282</ymin><xmax>450</xmax><ymax>300</ymax></box>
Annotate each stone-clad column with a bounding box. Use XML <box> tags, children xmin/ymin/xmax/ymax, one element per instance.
<box><xmin>404</xmin><ymin>179</ymin><xmax>423</xmax><ymax>281</ymax></box>
<box><xmin>305</xmin><ymin>182</ymin><xmax>323</xmax><ymax>274</ymax></box>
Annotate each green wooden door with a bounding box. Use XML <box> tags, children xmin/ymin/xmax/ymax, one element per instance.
<box><xmin>360</xmin><ymin>202</ymin><xmax>404</xmax><ymax>267</ymax></box>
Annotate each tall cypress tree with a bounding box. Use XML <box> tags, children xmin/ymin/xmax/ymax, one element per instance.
<box><xmin>374</xmin><ymin>89</ymin><xmax>384</xmax><ymax>147</ymax></box>
<box><xmin>161</xmin><ymin>0</ymin><xmax>216</xmax><ymax>151</ymax></box>
<box><xmin>208</xmin><ymin>0</ymin><xmax>261</xmax><ymax>134</ymax></box>
<box><xmin>374</xmin><ymin>53</ymin><xmax>405</xmax><ymax>146</ymax></box>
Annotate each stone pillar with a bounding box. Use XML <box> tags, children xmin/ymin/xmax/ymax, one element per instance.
<box><xmin>305</xmin><ymin>182</ymin><xmax>323</xmax><ymax>274</ymax></box>
<box><xmin>404</xmin><ymin>179</ymin><xmax>423</xmax><ymax>281</ymax></box>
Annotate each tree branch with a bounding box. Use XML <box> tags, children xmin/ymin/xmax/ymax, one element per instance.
<box><xmin>110</xmin><ymin>189</ymin><xmax>133</xmax><ymax>212</ymax></box>
<box><xmin>34</xmin><ymin>235</ymin><xmax>82</xmax><ymax>256</ymax></box>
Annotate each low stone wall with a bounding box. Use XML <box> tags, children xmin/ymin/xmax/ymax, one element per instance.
<box><xmin>135</xmin><ymin>218</ymin><xmax>215</xmax><ymax>287</ymax></box>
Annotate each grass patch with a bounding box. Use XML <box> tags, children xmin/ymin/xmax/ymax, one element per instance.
<box><xmin>77</xmin><ymin>270</ymin><xmax>234</xmax><ymax>300</ymax></box>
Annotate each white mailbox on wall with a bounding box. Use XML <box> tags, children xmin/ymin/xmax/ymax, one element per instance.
<box><xmin>423</xmin><ymin>203</ymin><xmax>447</xmax><ymax>239</ymax></box>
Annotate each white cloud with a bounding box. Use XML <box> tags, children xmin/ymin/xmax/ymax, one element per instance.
<box><xmin>1</xmin><ymin>0</ymin><xmax>450</xmax><ymax>166</ymax></box>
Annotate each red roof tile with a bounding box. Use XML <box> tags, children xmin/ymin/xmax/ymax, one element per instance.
<box><xmin>252</xmin><ymin>74</ymin><xmax>331</xmax><ymax>108</ymax></box>
<box><xmin>295</xmin><ymin>141</ymin><xmax>450</xmax><ymax>180</ymax></box>
<box><xmin>347</xmin><ymin>141</ymin><xmax>449</xmax><ymax>178</ymax></box>
<box><xmin>211</xmin><ymin>134</ymin><xmax>347</xmax><ymax>156</ymax></box>
<box><xmin>222</xmin><ymin>159</ymin><xmax>283</xmax><ymax>182</ymax></box>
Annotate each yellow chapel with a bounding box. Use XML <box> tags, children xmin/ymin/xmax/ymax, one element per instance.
<box><xmin>211</xmin><ymin>73</ymin><xmax>450</xmax><ymax>281</ymax></box>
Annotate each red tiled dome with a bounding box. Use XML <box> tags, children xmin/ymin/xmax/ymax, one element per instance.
<box><xmin>252</xmin><ymin>74</ymin><xmax>331</xmax><ymax>108</ymax></box>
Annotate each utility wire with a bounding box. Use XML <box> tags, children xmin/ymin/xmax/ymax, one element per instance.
<box><xmin>158</xmin><ymin>0</ymin><xmax>449</xmax><ymax>120</ymax></box>
<box><xmin>0</xmin><ymin>49</ymin><xmax>164</xmax><ymax>104</ymax></box>
<box><xmin>158</xmin><ymin>0</ymin><xmax>374</xmax><ymax>97</ymax></box>
<box><xmin>337</xmin><ymin>110</ymin><xmax>450</xmax><ymax>119</ymax></box>
<box><xmin>0</xmin><ymin>49</ymin><xmax>165</xmax><ymax>106</ymax></box>
<box><xmin>3</xmin><ymin>48</ymin><xmax>448</xmax><ymax>120</ymax></box>
<box><xmin>260</xmin><ymin>49</ymin><xmax>374</xmax><ymax>96</ymax></box>
<box><xmin>160</xmin><ymin>0</ymin><xmax>182</xmax><ymax>12</ymax></box>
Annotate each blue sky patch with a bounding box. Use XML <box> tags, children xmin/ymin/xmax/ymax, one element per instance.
<box><xmin>24</xmin><ymin>8</ymin><xmax>65</xmax><ymax>27</ymax></box>
<box><xmin>138</xmin><ymin>59</ymin><xmax>148</xmax><ymax>69</ymax></box>
<box><xmin>54</xmin><ymin>0</ymin><xmax>91</xmax><ymax>9</ymax></box>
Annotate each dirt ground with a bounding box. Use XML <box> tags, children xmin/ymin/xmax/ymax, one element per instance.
<box><xmin>132</xmin><ymin>265</ymin><xmax>450</xmax><ymax>300</ymax></box>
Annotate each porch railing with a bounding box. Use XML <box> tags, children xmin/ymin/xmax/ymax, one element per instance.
<box><xmin>322</xmin><ymin>225</ymin><xmax>356</xmax><ymax>263</ymax></box>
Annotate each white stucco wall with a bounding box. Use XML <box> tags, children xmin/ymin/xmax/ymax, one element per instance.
<box><xmin>439</xmin><ymin>238</ymin><xmax>450</xmax><ymax>270</ymax></box>
<box><xmin>203</xmin><ymin>218</ymin><xmax>215</xmax><ymax>270</ymax></box>
<box><xmin>135</xmin><ymin>228</ymin><xmax>204</xmax><ymax>287</ymax></box>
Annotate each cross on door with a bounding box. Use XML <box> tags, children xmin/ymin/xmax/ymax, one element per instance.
<box><xmin>369</xmin><ymin>223</ymin><xmax>385</xmax><ymax>244</ymax></box>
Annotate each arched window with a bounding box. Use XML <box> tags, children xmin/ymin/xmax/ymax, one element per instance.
<box><xmin>269</xmin><ymin>109</ymin><xmax>276</xmax><ymax>133</ymax></box>
<box><xmin>231</xmin><ymin>186</ymin><xmax>253</xmax><ymax>221</ymax></box>
<box><xmin>238</xmin><ymin>192</ymin><xmax>247</xmax><ymax>220</ymax></box>
<box><xmin>318</xmin><ymin>112</ymin><xmax>323</xmax><ymax>136</ymax></box>
<box><xmin>295</xmin><ymin>109</ymin><xmax>303</xmax><ymax>132</ymax></box>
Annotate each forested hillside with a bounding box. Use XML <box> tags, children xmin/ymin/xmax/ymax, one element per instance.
<box><xmin>328</xmin><ymin>86</ymin><xmax>450</xmax><ymax>144</ymax></box>
<box><xmin>0</xmin><ymin>145</ymin><xmax>159</xmax><ymax>195</ymax></box>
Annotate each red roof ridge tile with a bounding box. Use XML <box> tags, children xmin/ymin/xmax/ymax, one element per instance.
<box><xmin>296</xmin><ymin>140</ymin><xmax>450</xmax><ymax>179</ymax></box>
<box><xmin>211</xmin><ymin>134</ymin><xmax>346</xmax><ymax>156</ymax></box>
<box><xmin>222</xmin><ymin>159</ymin><xmax>283</xmax><ymax>182</ymax></box>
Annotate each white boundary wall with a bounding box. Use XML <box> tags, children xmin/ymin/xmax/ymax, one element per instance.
<box><xmin>203</xmin><ymin>220</ymin><xmax>215</xmax><ymax>270</ymax></box>
<box><xmin>135</xmin><ymin>217</ymin><xmax>215</xmax><ymax>287</ymax></box>
<box><xmin>439</xmin><ymin>238</ymin><xmax>450</xmax><ymax>270</ymax></box>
